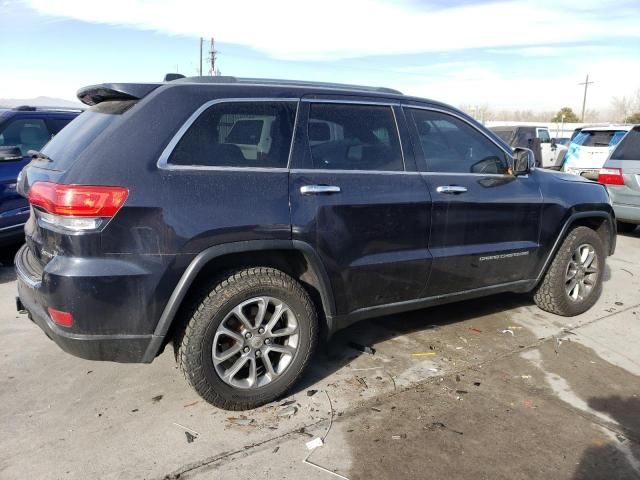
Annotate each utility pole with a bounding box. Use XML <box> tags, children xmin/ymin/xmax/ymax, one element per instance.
<box><xmin>208</xmin><ymin>37</ymin><xmax>218</xmax><ymax>76</ymax></box>
<box><xmin>579</xmin><ymin>74</ymin><xmax>594</xmax><ymax>122</ymax></box>
<box><xmin>199</xmin><ymin>37</ymin><xmax>203</xmax><ymax>76</ymax></box>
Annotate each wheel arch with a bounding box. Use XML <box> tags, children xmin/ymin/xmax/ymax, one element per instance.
<box><xmin>534</xmin><ymin>210</ymin><xmax>615</xmax><ymax>287</ymax></box>
<box><xmin>142</xmin><ymin>240</ymin><xmax>335</xmax><ymax>361</ymax></box>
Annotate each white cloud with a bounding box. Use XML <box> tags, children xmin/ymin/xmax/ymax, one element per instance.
<box><xmin>23</xmin><ymin>0</ymin><xmax>640</xmax><ymax>61</ymax></box>
<box><xmin>396</xmin><ymin>57</ymin><xmax>640</xmax><ymax>111</ymax></box>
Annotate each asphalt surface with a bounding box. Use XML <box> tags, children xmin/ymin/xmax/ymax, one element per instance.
<box><xmin>1</xmin><ymin>230</ymin><xmax>639</xmax><ymax>480</ymax></box>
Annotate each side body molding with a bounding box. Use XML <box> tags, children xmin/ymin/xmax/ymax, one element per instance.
<box><xmin>141</xmin><ymin>240</ymin><xmax>335</xmax><ymax>362</ymax></box>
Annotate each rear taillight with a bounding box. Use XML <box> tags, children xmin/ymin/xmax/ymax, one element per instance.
<box><xmin>28</xmin><ymin>182</ymin><xmax>128</xmax><ymax>233</ymax></box>
<box><xmin>598</xmin><ymin>168</ymin><xmax>624</xmax><ymax>186</ymax></box>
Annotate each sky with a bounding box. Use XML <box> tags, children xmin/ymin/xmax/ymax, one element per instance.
<box><xmin>1</xmin><ymin>0</ymin><xmax>639</xmax><ymax>112</ymax></box>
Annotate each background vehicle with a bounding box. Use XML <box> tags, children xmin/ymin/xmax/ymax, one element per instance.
<box><xmin>0</xmin><ymin>106</ymin><xmax>80</xmax><ymax>245</ymax></box>
<box><xmin>15</xmin><ymin>77</ymin><xmax>615</xmax><ymax>410</ymax></box>
<box><xmin>598</xmin><ymin>125</ymin><xmax>640</xmax><ymax>233</ymax></box>
<box><xmin>490</xmin><ymin>125</ymin><xmax>566</xmax><ymax>169</ymax></box>
<box><xmin>563</xmin><ymin>125</ymin><xmax>631</xmax><ymax>180</ymax></box>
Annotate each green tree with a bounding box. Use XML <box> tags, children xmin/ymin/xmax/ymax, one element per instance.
<box><xmin>551</xmin><ymin>107</ymin><xmax>580</xmax><ymax>123</ymax></box>
<box><xmin>624</xmin><ymin>112</ymin><xmax>640</xmax><ymax>123</ymax></box>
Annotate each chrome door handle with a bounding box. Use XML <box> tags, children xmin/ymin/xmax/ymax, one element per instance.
<box><xmin>300</xmin><ymin>185</ymin><xmax>341</xmax><ymax>195</ymax></box>
<box><xmin>436</xmin><ymin>185</ymin><xmax>467</xmax><ymax>194</ymax></box>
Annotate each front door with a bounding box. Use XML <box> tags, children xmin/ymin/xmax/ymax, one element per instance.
<box><xmin>289</xmin><ymin>99</ymin><xmax>432</xmax><ymax>315</ymax></box>
<box><xmin>404</xmin><ymin>106</ymin><xmax>543</xmax><ymax>297</ymax></box>
<box><xmin>537</xmin><ymin>127</ymin><xmax>555</xmax><ymax>167</ymax></box>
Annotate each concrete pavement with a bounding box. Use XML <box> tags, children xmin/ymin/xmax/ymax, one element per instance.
<box><xmin>1</xmin><ymin>231</ymin><xmax>639</xmax><ymax>480</ymax></box>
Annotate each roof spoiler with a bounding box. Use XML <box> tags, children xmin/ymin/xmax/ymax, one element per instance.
<box><xmin>77</xmin><ymin>83</ymin><xmax>162</xmax><ymax>106</ymax></box>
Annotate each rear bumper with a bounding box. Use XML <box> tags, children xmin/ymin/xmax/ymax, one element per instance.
<box><xmin>15</xmin><ymin>244</ymin><xmax>161</xmax><ymax>363</ymax></box>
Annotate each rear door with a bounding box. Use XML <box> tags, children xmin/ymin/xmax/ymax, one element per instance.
<box><xmin>289</xmin><ymin>97</ymin><xmax>432</xmax><ymax>315</ymax></box>
<box><xmin>404</xmin><ymin>106</ymin><xmax>543</xmax><ymax>296</ymax></box>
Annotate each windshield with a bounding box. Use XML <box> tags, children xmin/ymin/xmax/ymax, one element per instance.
<box><xmin>40</xmin><ymin>100</ymin><xmax>136</xmax><ymax>170</ymax></box>
<box><xmin>571</xmin><ymin>130</ymin><xmax>627</xmax><ymax>148</ymax></box>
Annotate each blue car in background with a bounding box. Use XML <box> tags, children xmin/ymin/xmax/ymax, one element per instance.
<box><xmin>0</xmin><ymin>106</ymin><xmax>81</xmax><ymax>245</ymax></box>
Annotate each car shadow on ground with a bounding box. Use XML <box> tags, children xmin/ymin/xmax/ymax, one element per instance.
<box><xmin>0</xmin><ymin>242</ymin><xmax>21</xmax><ymax>284</ymax></box>
<box><xmin>572</xmin><ymin>396</ymin><xmax>640</xmax><ymax>480</ymax></box>
<box><xmin>291</xmin><ymin>292</ymin><xmax>534</xmax><ymax>395</ymax></box>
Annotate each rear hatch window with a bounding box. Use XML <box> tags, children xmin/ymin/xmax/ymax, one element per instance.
<box><xmin>571</xmin><ymin>130</ymin><xmax>627</xmax><ymax>148</ymax></box>
<box><xmin>38</xmin><ymin>100</ymin><xmax>136</xmax><ymax>170</ymax></box>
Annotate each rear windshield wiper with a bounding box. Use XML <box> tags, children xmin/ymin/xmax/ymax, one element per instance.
<box><xmin>28</xmin><ymin>150</ymin><xmax>52</xmax><ymax>162</ymax></box>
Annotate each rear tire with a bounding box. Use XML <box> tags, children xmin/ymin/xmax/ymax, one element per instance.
<box><xmin>175</xmin><ymin>267</ymin><xmax>318</xmax><ymax>410</ymax></box>
<box><xmin>533</xmin><ymin>226</ymin><xmax>605</xmax><ymax>316</ymax></box>
<box><xmin>617</xmin><ymin>221</ymin><xmax>637</xmax><ymax>234</ymax></box>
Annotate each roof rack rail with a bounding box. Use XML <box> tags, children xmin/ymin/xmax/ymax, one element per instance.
<box><xmin>170</xmin><ymin>75</ymin><xmax>403</xmax><ymax>95</ymax></box>
<box><xmin>12</xmin><ymin>105</ymin><xmax>85</xmax><ymax>112</ymax></box>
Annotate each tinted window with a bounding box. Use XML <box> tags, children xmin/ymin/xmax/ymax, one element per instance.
<box><xmin>41</xmin><ymin>100</ymin><xmax>136</xmax><ymax>170</ymax></box>
<box><xmin>491</xmin><ymin>129</ymin><xmax>515</xmax><ymax>143</ymax></box>
<box><xmin>0</xmin><ymin>118</ymin><xmax>51</xmax><ymax>155</ymax></box>
<box><xmin>46</xmin><ymin>117</ymin><xmax>74</xmax><ymax>136</ymax></box>
<box><xmin>306</xmin><ymin>103</ymin><xmax>403</xmax><ymax>171</ymax></box>
<box><xmin>610</xmin><ymin>128</ymin><xmax>640</xmax><ymax>161</ymax></box>
<box><xmin>169</xmin><ymin>102</ymin><xmax>296</xmax><ymax>168</ymax></box>
<box><xmin>572</xmin><ymin>130</ymin><xmax>627</xmax><ymax>148</ymax></box>
<box><xmin>407</xmin><ymin>109</ymin><xmax>509</xmax><ymax>174</ymax></box>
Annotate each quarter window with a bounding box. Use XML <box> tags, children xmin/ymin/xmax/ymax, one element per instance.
<box><xmin>407</xmin><ymin>109</ymin><xmax>509</xmax><ymax>174</ymax></box>
<box><xmin>169</xmin><ymin>101</ymin><xmax>297</xmax><ymax>168</ymax></box>
<box><xmin>306</xmin><ymin>103</ymin><xmax>404</xmax><ymax>171</ymax></box>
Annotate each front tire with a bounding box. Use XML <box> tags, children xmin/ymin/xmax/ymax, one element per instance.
<box><xmin>176</xmin><ymin>267</ymin><xmax>318</xmax><ymax>410</ymax></box>
<box><xmin>533</xmin><ymin>226</ymin><xmax>605</xmax><ymax>316</ymax></box>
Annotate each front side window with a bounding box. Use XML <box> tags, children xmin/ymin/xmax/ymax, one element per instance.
<box><xmin>169</xmin><ymin>101</ymin><xmax>297</xmax><ymax>168</ymax></box>
<box><xmin>306</xmin><ymin>103</ymin><xmax>404</xmax><ymax>171</ymax></box>
<box><xmin>0</xmin><ymin>118</ymin><xmax>51</xmax><ymax>155</ymax></box>
<box><xmin>407</xmin><ymin>108</ymin><xmax>509</xmax><ymax>174</ymax></box>
<box><xmin>537</xmin><ymin>129</ymin><xmax>551</xmax><ymax>143</ymax></box>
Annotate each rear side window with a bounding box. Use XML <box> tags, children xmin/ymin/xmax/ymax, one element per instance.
<box><xmin>0</xmin><ymin>118</ymin><xmax>51</xmax><ymax>155</ymax></box>
<box><xmin>491</xmin><ymin>129</ymin><xmax>514</xmax><ymax>144</ymax></box>
<box><xmin>407</xmin><ymin>108</ymin><xmax>509</xmax><ymax>174</ymax></box>
<box><xmin>169</xmin><ymin>101</ymin><xmax>297</xmax><ymax>168</ymax></box>
<box><xmin>306</xmin><ymin>103</ymin><xmax>403</xmax><ymax>171</ymax></box>
<box><xmin>610</xmin><ymin>128</ymin><xmax>640</xmax><ymax>161</ymax></box>
<box><xmin>41</xmin><ymin>100</ymin><xmax>136</xmax><ymax>170</ymax></box>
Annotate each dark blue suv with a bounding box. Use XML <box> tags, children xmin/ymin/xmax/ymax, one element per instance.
<box><xmin>0</xmin><ymin>106</ymin><xmax>80</xmax><ymax>245</ymax></box>
<box><xmin>15</xmin><ymin>77</ymin><xmax>615</xmax><ymax>410</ymax></box>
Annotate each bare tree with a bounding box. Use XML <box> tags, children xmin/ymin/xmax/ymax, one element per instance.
<box><xmin>609</xmin><ymin>89</ymin><xmax>640</xmax><ymax>122</ymax></box>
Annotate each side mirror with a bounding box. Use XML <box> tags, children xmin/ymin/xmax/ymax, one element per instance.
<box><xmin>550</xmin><ymin>138</ymin><xmax>557</xmax><ymax>149</ymax></box>
<box><xmin>512</xmin><ymin>147</ymin><xmax>535</xmax><ymax>175</ymax></box>
<box><xmin>0</xmin><ymin>146</ymin><xmax>23</xmax><ymax>162</ymax></box>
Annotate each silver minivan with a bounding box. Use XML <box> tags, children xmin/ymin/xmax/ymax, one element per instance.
<box><xmin>599</xmin><ymin>125</ymin><xmax>640</xmax><ymax>233</ymax></box>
